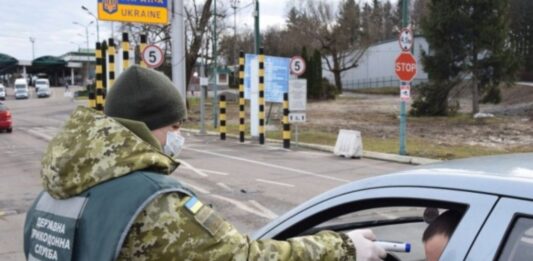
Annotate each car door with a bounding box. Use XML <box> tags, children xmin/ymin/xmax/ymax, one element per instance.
<box><xmin>467</xmin><ymin>197</ymin><xmax>533</xmax><ymax>260</ymax></box>
<box><xmin>254</xmin><ymin>187</ymin><xmax>497</xmax><ymax>261</ymax></box>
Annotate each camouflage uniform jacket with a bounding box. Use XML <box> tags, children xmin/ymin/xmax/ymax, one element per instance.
<box><xmin>41</xmin><ymin>106</ymin><xmax>357</xmax><ymax>261</ymax></box>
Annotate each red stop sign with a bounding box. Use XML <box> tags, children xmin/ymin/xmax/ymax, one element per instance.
<box><xmin>395</xmin><ymin>53</ymin><xmax>417</xmax><ymax>82</ymax></box>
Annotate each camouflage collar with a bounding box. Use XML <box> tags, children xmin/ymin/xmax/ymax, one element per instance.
<box><xmin>113</xmin><ymin>117</ymin><xmax>162</xmax><ymax>151</ymax></box>
<box><xmin>41</xmin><ymin>106</ymin><xmax>179</xmax><ymax>199</ymax></box>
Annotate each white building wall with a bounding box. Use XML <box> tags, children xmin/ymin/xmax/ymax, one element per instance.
<box><xmin>324</xmin><ymin>36</ymin><xmax>429</xmax><ymax>89</ymax></box>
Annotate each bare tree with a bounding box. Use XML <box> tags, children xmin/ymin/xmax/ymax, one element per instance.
<box><xmin>412</xmin><ymin>0</ymin><xmax>429</xmax><ymax>33</ymax></box>
<box><xmin>184</xmin><ymin>0</ymin><xmax>214</xmax><ymax>89</ymax></box>
<box><xmin>118</xmin><ymin>0</ymin><xmax>227</xmax><ymax>93</ymax></box>
<box><xmin>219</xmin><ymin>29</ymin><xmax>254</xmax><ymax>64</ymax></box>
<box><xmin>297</xmin><ymin>0</ymin><xmax>371</xmax><ymax>93</ymax></box>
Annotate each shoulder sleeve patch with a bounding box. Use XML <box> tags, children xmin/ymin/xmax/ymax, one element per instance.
<box><xmin>194</xmin><ymin>206</ymin><xmax>224</xmax><ymax>237</ymax></box>
<box><xmin>184</xmin><ymin>196</ymin><xmax>203</xmax><ymax>214</ymax></box>
<box><xmin>182</xmin><ymin>196</ymin><xmax>225</xmax><ymax>236</ymax></box>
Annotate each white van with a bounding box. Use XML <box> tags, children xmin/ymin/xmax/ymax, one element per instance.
<box><xmin>14</xmin><ymin>78</ymin><xmax>29</xmax><ymax>99</ymax></box>
<box><xmin>35</xmin><ymin>79</ymin><xmax>51</xmax><ymax>98</ymax></box>
<box><xmin>0</xmin><ymin>84</ymin><xmax>5</xmax><ymax>100</ymax></box>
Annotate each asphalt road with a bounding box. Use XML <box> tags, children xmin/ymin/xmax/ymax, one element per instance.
<box><xmin>0</xmin><ymin>86</ymin><xmax>413</xmax><ymax>259</ymax></box>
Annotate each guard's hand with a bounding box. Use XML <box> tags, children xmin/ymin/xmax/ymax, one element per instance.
<box><xmin>346</xmin><ymin>229</ymin><xmax>386</xmax><ymax>261</ymax></box>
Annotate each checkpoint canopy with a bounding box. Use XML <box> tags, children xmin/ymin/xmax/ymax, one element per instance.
<box><xmin>31</xmin><ymin>56</ymin><xmax>67</xmax><ymax>74</ymax></box>
<box><xmin>31</xmin><ymin>56</ymin><xmax>67</xmax><ymax>86</ymax></box>
<box><xmin>0</xmin><ymin>53</ymin><xmax>18</xmax><ymax>74</ymax></box>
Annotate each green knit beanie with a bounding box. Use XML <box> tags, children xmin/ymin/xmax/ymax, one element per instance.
<box><xmin>104</xmin><ymin>65</ymin><xmax>186</xmax><ymax>130</ymax></box>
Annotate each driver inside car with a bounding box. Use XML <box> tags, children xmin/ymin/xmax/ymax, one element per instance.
<box><xmin>422</xmin><ymin>210</ymin><xmax>462</xmax><ymax>261</ymax></box>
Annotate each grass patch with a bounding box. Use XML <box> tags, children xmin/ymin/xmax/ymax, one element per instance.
<box><xmin>409</xmin><ymin>112</ymin><xmax>507</xmax><ymax>125</ymax></box>
<box><xmin>346</xmin><ymin>87</ymin><xmax>398</xmax><ymax>96</ymax></box>
<box><xmin>182</xmin><ymin>122</ymin><xmax>529</xmax><ymax>160</ymax></box>
<box><xmin>187</xmin><ymin>97</ymin><xmax>201</xmax><ymax>109</ymax></box>
<box><xmin>364</xmin><ymin>136</ymin><xmax>504</xmax><ymax>160</ymax></box>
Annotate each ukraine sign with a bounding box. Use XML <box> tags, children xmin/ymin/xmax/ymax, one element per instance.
<box><xmin>98</xmin><ymin>0</ymin><xmax>169</xmax><ymax>25</ymax></box>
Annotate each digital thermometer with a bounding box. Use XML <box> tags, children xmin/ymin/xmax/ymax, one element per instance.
<box><xmin>375</xmin><ymin>241</ymin><xmax>411</xmax><ymax>253</ymax></box>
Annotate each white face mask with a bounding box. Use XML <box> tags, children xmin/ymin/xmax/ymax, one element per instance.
<box><xmin>163</xmin><ymin>131</ymin><xmax>185</xmax><ymax>157</ymax></box>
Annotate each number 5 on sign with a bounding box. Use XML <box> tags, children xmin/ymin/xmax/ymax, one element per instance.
<box><xmin>290</xmin><ymin>56</ymin><xmax>306</xmax><ymax>76</ymax></box>
<box><xmin>142</xmin><ymin>45</ymin><xmax>165</xmax><ymax>69</ymax></box>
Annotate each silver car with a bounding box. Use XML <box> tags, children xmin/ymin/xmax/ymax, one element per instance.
<box><xmin>35</xmin><ymin>79</ymin><xmax>51</xmax><ymax>98</ymax></box>
<box><xmin>253</xmin><ymin>153</ymin><xmax>533</xmax><ymax>261</ymax></box>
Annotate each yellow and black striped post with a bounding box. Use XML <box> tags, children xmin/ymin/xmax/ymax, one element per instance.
<box><xmin>87</xmin><ymin>45</ymin><xmax>96</xmax><ymax>109</ymax></box>
<box><xmin>122</xmin><ymin>32</ymin><xmax>130</xmax><ymax>70</ymax></box>
<box><xmin>88</xmin><ymin>83</ymin><xmax>96</xmax><ymax>109</ymax></box>
<box><xmin>108</xmin><ymin>38</ymin><xmax>116</xmax><ymax>89</ymax></box>
<box><xmin>283</xmin><ymin>92</ymin><xmax>291</xmax><ymax>149</ymax></box>
<box><xmin>258</xmin><ymin>48</ymin><xmax>265</xmax><ymax>145</ymax></box>
<box><xmin>140</xmin><ymin>34</ymin><xmax>147</xmax><ymax>68</ymax></box>
<box><xmin>101</xmin><ymin>40</ymin><xmax>108</xmax><ymax>100</ymax></box>
<box><xmin>95</xmin><ymin>42</ymin><xmax>104</xmax><ymax>111</ymax></box>
<box><xmin>239</xmin><ymin>51</ymin><xmax>245</xmax><ymax>143</ymax></box>
<box><xmin>219</xmin><ymin>95</ymin><xmax>226</xmax><ymax>140</ymax></box>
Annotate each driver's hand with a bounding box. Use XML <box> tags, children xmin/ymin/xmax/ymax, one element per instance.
<box><xmin>346</xmin><ymin>229</ymin><xmax>386</xmax><ymax>261</ymax></box>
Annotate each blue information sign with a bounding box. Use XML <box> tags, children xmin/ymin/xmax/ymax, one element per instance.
<box><xmin>244</xmin><ymin>54</ymin><xmax>290</xmax><ymax>103</ymax></box>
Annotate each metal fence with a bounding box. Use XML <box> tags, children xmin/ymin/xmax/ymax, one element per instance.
<box><xmin>342</xmin><ymin>77</ymin><xmax>428</xmax><ymax>90</ymax></box>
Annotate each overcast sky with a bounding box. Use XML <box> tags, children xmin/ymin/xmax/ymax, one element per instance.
<box><xmin>0</xmin><ymin>0</ymin><xmax>351</xmax><ymax>61</ymax></box>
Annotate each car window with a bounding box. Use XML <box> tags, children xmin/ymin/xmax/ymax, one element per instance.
<box><xmin>306</xmin><ymin>206</ymin><xmax>456</xmax><ymax>261</ymax></box>
<box><xmin>15</xmin><ymin>84</ymin><xmax>26</xmax><ymax>89</ymax></box>
<box><xmin>36</xmin><ymin>80</ymin><xmax>48</xmax><ymax>85</ymax></box>
<box><xmin>498</xmin><ymin>217</ymin><xmax>533</xmax><ymax>261</ymax></box>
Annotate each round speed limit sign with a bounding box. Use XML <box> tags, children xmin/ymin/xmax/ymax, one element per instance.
<box><xmin>142</xmin><ymin>45</ymin><xmax>165</xmax><ymax>68</ymax></box>
<box><xmin>398</xmin><ymin>28</ymin><xmax>414</xmax><ymax>52</ymax></box>
<box><xmin>290</xmin><ymin>56</ymin><xmax>306</xmax><ymax>76</ymax></box>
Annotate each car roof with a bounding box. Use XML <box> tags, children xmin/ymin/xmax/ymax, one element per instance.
<box><xmin>253</xmin><ymin>153</ymin><xmax>533</xmax><ymax>240</ymax></box>
<box><xmin>322</xmin><ymin>153</ymin><xmax>533</xmax><ymax>201</ymax></box>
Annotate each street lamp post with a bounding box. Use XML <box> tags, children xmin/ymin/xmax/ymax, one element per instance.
<box><xmin>29</xmin><ymin>37</ymin><xmax>35</xmax><ymax>60</ymax></box>
<box><xmin>254</xmin><ymin>0</ymin><xmax>260</xmax><ymax>54</ymax></box>
<box><xmin>69</xmin><ymin>41</ymin><xmax>81</xmax><ymax>51</ymax></box>
<box><xmin>81</xmin><ymin>5</ymin><xmax>100</xmax><ymax>42</ymax></box>
<box><xmin>231</xmin><ymin>0</ymin><xmax>239</xmax><ymax>65</ymax></box>
<box><xmin>231</xmin><ymin>0</ymin><xmax>239</xmax><ymax>88</ymax></box>
<box><xmin>74</xmin><ymin>21</ymin><xmax>94</xmax><ymax>85</ymax></box>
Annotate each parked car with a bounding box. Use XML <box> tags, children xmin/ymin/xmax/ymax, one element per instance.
<box><xmin>253</xmin><ymin>153</ymin><xmax>533</xmax><ymax>261</ymax></box>
<box><xmin>35</xmin><ymin>79</ymin><xmax>51</xmax><ymax>98</ymax></box>
<box><xmin>14</xmin><ymin>78</ymin><xmax>29</xmax><ymax>99</ymax></box>
<box><xmin>0</xmin><ymin>84</ymin><xmax>5</xmax><ymax>100</ymax></box>
<box><xmin>0</xmin><ymin>102</ymin><xmax>12</xmax><ymax>133</ymax></box>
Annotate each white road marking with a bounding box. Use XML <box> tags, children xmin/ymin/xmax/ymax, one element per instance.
<box><xmin>179</xmin><ymin>160</ymin><xmax>209</xmax><ymax>177</ymax></box>
<box><xmin>256</xmin><ymin>179</ymin><xmax>295</xmax><ymax>188</ymax></box>
<box><xmin>210</xmin><ymin>195</ymin><xmax>276</xmax><ymax>220</ymax></box>
<box><xmin>200</xmin><ymin>169</ymin><xmax>229</xmax><ymax>176</ymax></box>
<box><xmin>181</xmin><ymin>181</ymin><xmax>210</xmax><ymax>194</ymax></box>
<box><xmin>298</xmin><ymin>151</ymin><xmax>329</xmax><ymax>157</ymax></box>
<box><xmin>377</xmin><ymin>212</ymin><xmax>398</xmax><ymax>219</ymax></box>
<box><xmin>180</xmin><ymin>165</ymin><xmax>230</xmax><ymax>176</ymax></box>
<box><xmin>26</xmin><ymin>128</ymin><xmax>54</xmax><ymax>141</ymax></box>
<box><xmin>249</xmin><ymin>200</ymin><xmax>278</xmax><ymax>219</ymax></box>
<box><xmin>185</xmin><ymin>147</ymin><xmax>350</xmax><ymax>183</ymax></box>
<box><xmin>217</xmin><ymin>182</ymin><xmax>233</xmax><ymax>192</ymax></box>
